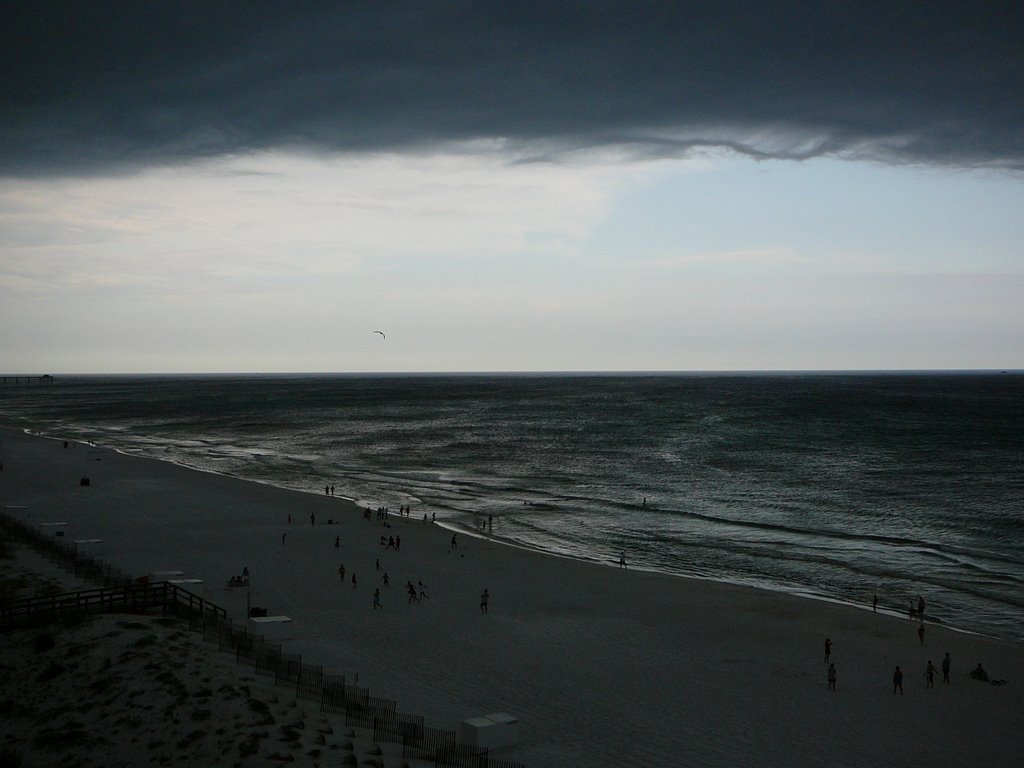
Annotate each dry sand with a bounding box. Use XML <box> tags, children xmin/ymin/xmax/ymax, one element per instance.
<box><xmin>1</xmin><ymin>543</ymin><xmax>409</xmax><ymax>768</ymax></box>
<box><xmin>2</xmin><ymin>425</ymin><xmax>1023</xmax><ymax>767</ymax></box>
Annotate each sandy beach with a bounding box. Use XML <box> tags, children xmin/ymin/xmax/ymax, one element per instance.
<box><xmin>2</xmin><ymin>425</ymin><xmax>1023</xmax><ymax>767</ymax></box>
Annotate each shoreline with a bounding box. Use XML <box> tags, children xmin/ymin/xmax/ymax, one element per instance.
<box><xmin>3</xmin><ymin>424</ymin><xmax>1024</xmax><ymax>767</ymax></box>
<box><xmin>6</xmin><ymin>424</ymin><xmax>1002</xmax><ymax>645</ymax></box>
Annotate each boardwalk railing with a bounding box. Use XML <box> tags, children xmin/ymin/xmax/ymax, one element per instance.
<box><xmin>0</xmin><ymin>580</ymin><xmax>225</xmax><ymax>630</ymax></box>
<box><xmin>1</xmin><ymin>507</ymin><xmax>525</xmax><ymax>768</ymax></box>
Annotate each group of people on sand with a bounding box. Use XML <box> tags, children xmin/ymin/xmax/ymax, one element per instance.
<box><xmin>824</xmin><ymin>594</ymin><xmax>997</xmax><ymax>694</ymax></box>
<box><xmin>888</xmin><ymin>654</ymin><xmax>961</xmax><ymax>694</ymax></box>
<box><xmin>274</xmin><ymin>485</ymin><xmax>495</xmax><ymax>615</ymax></box>
<box><xmin>308</xmin><ymin>505</ymin><xmax>492</xmax><ymax>616</ymax></box>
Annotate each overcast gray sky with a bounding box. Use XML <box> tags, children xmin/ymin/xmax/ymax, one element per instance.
<box><xmin>2</xmin><ymin>2</ymin><xmax>1022</xmax><ymax>373</ymax></box>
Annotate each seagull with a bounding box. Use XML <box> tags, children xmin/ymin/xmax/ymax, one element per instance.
<box><xmin>372</xmin><ymin>330</ymin><xmax>386</xmax><ymax>339</ymax></box>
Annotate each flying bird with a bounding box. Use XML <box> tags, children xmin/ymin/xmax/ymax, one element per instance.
<box><xmin>372</xmin><ymin>330</ymin><xmax>386</xmax><ymax>339</ymax></box>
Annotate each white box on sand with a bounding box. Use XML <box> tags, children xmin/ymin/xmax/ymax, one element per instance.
<box><xmin>459</xmin><ymin>712</ymin><xmax>519</xmax><ymax>749</ymax></box>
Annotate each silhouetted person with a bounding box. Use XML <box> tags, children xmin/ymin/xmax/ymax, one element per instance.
<box><xmin>926</xmin><ymin>660</ymin><xmax>937</xmax><ymax>688</ymax></box>
<box><xmin>918</xmin><ymin>624</ymin><xmax>926</xmax><ymax>645</ymax></box>
<box><xmin>480</xmin><ymin>588</ymin><xmax>489</xmax><ymax>613</ymax></box>
<box><xmin>824</xmin><ymin>638</ymin><xmax>832</xmax><ymax>663</ymax></box>
<box><xmin>893</xmin><ymin>666</ymin><xmax>904</xmax><ymax>695</ymax></box>
<box><xmin>827</xmin><ymin>663</ymin><xmax>837</xmax><ymax>691</ymax></box>
<box><xmin>311</xmin><ymin>512</ymin><xmax>316</xmax><ymax>526</ymax></box>
<box><xmin>373</xmin><ymin>588</ymin><xmax>382</xmax><ymax>610</ymax></box>
<box><xmin>872</xmin><ymin>594</ymin><xmax>878</xmax><ymax>612</ymax></box>
<box><xmin>970</xmin><ymin>663</ymin><xmax>988</xmax><ymax>682</ymax></box>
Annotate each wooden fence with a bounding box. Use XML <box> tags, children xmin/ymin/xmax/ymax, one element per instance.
<box><xmin>1</xmin><ymin>507</ymin><xmax>525</xmax><ymax>768</ymax></box>
<box><xmin>0</xmin><ymin>509</ymin><xmax>133</xmax><ymax>587</ymax></box>
<box><xmin>0</xmin><ymin>580</ymin><xmax>225</xmax><ymax>630</ymax></box>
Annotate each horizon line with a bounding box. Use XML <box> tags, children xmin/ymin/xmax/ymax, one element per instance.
<box><xmin>3</xmin><ymin>368</ymin><xmax>1021</xmax><ymax>378</ymax></box>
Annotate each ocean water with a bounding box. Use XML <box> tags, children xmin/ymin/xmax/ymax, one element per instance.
<box><xmin>2</xmin><ymin>372</ymin><xmax>1023</xmax><ymax>641</ymax></box>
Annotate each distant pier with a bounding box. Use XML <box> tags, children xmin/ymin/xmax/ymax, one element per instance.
<box><xmin>0</xmin><ymin>374</ymin><xmax>55</xmax><ymax>385</ymax></box>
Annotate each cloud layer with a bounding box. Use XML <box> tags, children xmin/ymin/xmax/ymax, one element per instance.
<box><xmin>3</xmin><ymin>1</ymin><xmax>1022</xmax><ymax>176</ymax></box>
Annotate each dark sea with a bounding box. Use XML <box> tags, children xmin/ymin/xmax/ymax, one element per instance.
<box><xmin>2</xmin><ymin>372</ymin><xmax>1023</xmax><ymax>641</ymax></box>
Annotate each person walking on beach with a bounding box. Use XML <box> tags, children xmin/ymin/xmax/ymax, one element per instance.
<box><xmin>383</xmin><ymin>571</ymin><xmax>390</xmax><ymax>588</ymax></box>
<box><xmin>407</xmin><ymin>581</ymin><xmax>418</xmax><ymax>604</ymax></box>
<box><xmin>480</xmin><ymin>588</ymin><xmax>489</xmax><ymax>613</ymax></box>
<box><xmin>917</xmin><ymin>595</ymin><xmax>926</xmax><ymax>620</ymax></box>
<box><xmin>375</xmin><ymin>558</ymin><xmax>380</xmax><ymax>572</ymax></box>
<box><xmin>824</xmin><ymin>638</ymin><xmax>832</xmax><ymax>664</ymax></box>
<box><xmin>827</xmin><ymin>663</ymin><xmax>837</xmax><ymax>692</ymax></box>
<box><xmin>334</xmin><ymin>535</ymin><xmax>340</xmax><ymax>548</ymax></box>
<box><xmin>926</xmin><ymin>660</ymin><xmax>938</xmax><ymax>688</ymax></box>
<box><xmin>351</xmin><ymin>573</ymin><xmax>357</xmax><ymax>590</ymax></box>
<box><xmin>418</xmin><ymin>580</ymin><xmax>429</xmax><ymax>600</ymax></box>
<box><xmin>338</xmin><ymin>563</ymin><xmax>345</xmax><ymax>582</ymax></box>
<box><xmin>310</xmin><ymin>512</ymin><xmax>316</xmax><ymax>526</ymax></box>
<box><xmin>282</xmin><ymin>532</ymin><xmax>287</xmax><ymax>545</ymax></box>
<box><xmin>893</xmin><ymin>665</ymin><xmax>904</xmax><ymax>695</ymax></box>
<box><xmin>872</xmin><ymin>594</ymin><xmax>878</xmax><ymax>612</ymax></box>
<box><xmin>942</xmin><ymin>652</ymin><xmax>951</xmax><ymax>683</ymax></box>
<box><xmin>450</xmin><ymin>533</ymin><xmax>458</xmax><ymax>551</ymax></box>
<box><xmin>373</xmin><ymin>588</ymin><xmax>382</xmax><ymax>610</ymax></box>
<box><xmin>918</xmin><ymin>624</ymin><xmax>926</xmax><ymax>645</ymax></box>
<box><xmin>618</xmin><ymin>552</ymin><xmax>627</xmax><ymax>569</ymax></box>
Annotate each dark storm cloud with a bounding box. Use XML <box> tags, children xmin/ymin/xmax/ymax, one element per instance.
<box><xmin>2</xmin><ymin>1</ymin><xmax>1022</xmax><ymax>176</ymax></box>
